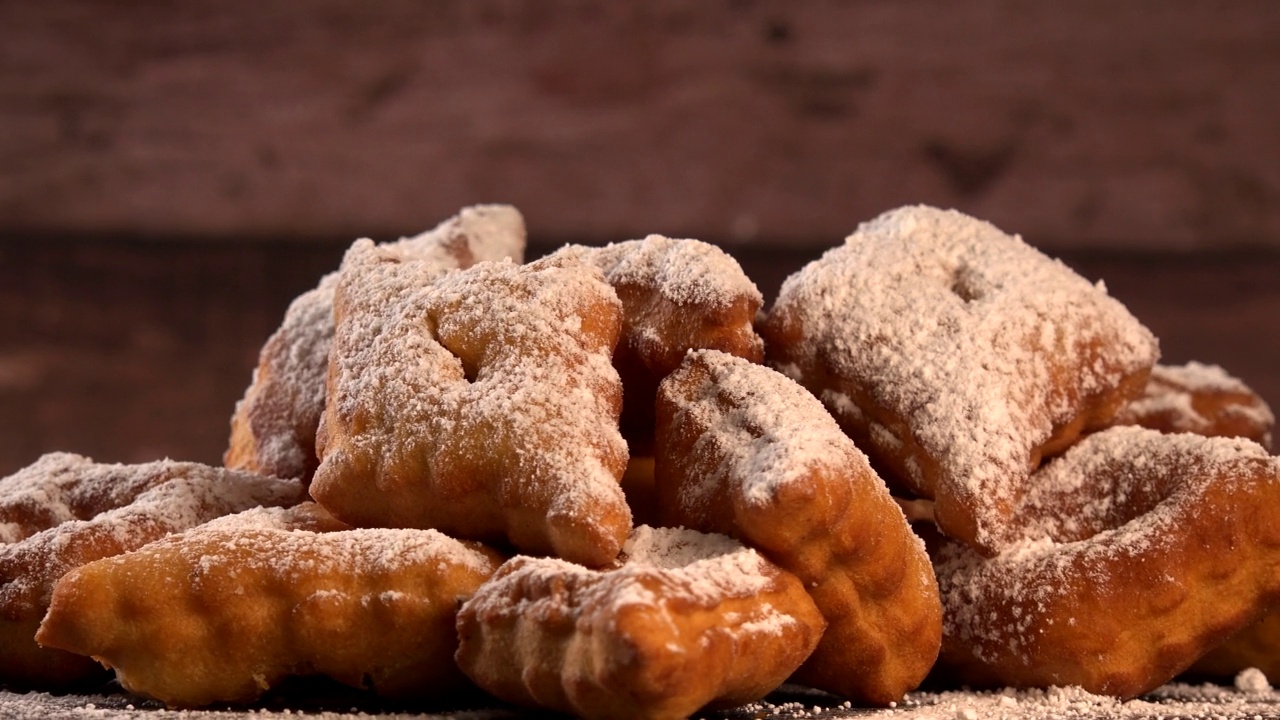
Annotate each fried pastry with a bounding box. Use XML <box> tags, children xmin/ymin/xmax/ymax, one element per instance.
<box><xmin>310</xmin><ymin>245</ymin><xmax>631</xmax><ymax>567</ymax></box>
<box><xmin>192</xmin><ymin>500</ymin><xmax>351</xmax><ymax>534</ymax></box>
<box><xmin>1111</xmin><ymin>361</ymin><xmax>1273</xmax><ymax>450</ymax></box>
<box><xmin>547</xmin><ymin>236</ymin><xmax>764</xmax><ymax>453</ymax></box>
<box><xmin>932</xmin><ymin>426</ymin><xmax>1280</xmax><ymax>698</ymax></box>
<box><xmin>454</xmin><ymin>525</ymin><xmax>825</xmax><ymax>720</ymax></box>
<box><xmin>760</xmin><ymin>205</ymin><xmax>1159</xmax><ymax>554</ymax></box>
<box><xmin>654</xmin><ymin>349</ymin><xmax>941</xmax><ymax>705</ymax></box>
<box><xmin>1188</xmin><ymin>612</ymin><xmax>1280</xmax><ymax>681</ymax></box>
<box><xmin>37</xmin><ymin>519</ymin><xmax>502</xmax><ymax>708</ymax></box>
<box><xmin>0</xmin><ymin>453</ymin><xmax>305</xmax><ymax>688</ymax></box>
<box><xmin>225</xmin><ymin>204</ymin><xmax>526</xmax><ymax>482</ymax></box>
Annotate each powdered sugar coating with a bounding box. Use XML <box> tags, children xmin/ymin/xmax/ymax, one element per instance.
<box><xmin>550</xmin><ymin>235</ymin><xmax>764</xmax><ymax>372</ymax></box>
<box><xmin>554</xmin><ymin>235</ymin><xmax>763</xmax><ymax>311</ymax></box>
<box><xmin>311</xmin><ymin>245</ymin><xmax>631</xmax><ymax>567</ymax></box>
<box><xmin>175</xmin><ymin>525</ymin><xmax>501</xmax><ymax>586</ymax></box>
<box><xmin>933</xmin><ymin>426</ymin><xmax>1280</xmax><ymax>697</ymax></box>
<box><xmin>1</xmin><ymin>452</ymin><xmax>305</xmax><ymax>616</ymax></box>
<box><xmin>1113</xmin><ymin>362</ymin><xmax>1274</xmax><ymax>450</ymax></box>
<box><xmin>37</xmin><ymin>522</ymin><xmax>503</xmax><ymax>706</ymax></box>
<box><xmin>464</xmin><ymin>526</ymin><xmax>784</xmax><ymax>620</ymax></box>
<box><xmin>456</xmin><ymin>525</ymin><xmax>825</xmax><ymax>719</ymax></box>
<box><xmin>547</xmin><ymin>236</ymin><xmax>766</xmax><ymax>453</ymax></box>
<box><xmin>665</xmin><ymin>350</ymin><xmax>877</xmax><ymax>514</ymax></box>
<box><xmin>762</xmin><ymin>205</ymin><xmax>1159</xmax><ymax>553</ymax></box>
<box><xmin>12</xmin><ymin>681</ymin><xmax>1280</xmax><ymax>719</ymax></box>
<box><xmin>192</xmin><ymin>502</ymin><xmax>349</xmax><ymax>535</ymax></box>
<box><xmin>225</xmin><ymin>274</ymin><xmax>338</xmax><ymax>481</ymax></box>
<box><xmin>619</xmin><ymin>524</ymin><xmax>780</xmax><ymax>598</ymax></box>
<box><xmin>225</xmin><ymin>204</ymin><xmax>526</xmax><ymax>482</ymax></box>
<box><xmin>654</xmin><ymin>349</ymin><xmax>942</xmax><ymax>704</ymax></box>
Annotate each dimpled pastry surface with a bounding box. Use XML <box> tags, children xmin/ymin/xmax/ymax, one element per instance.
<box><xmin>454</xmin><ymin>525</ymin><xmax>825</xmax><ymax>720</ymax></box>
<box><xmin>1110</xmin><ymin>361</ymin><xmax>1274</xmax><ymax>450</ymax></box>
<box><xmin>932</xmin><ymin>427</ymin><xmax>1280</xmax><ymax>698</ymax></box>
<box><xmin>225</xmin><ymin>204</ymin><xmax>527</xmax><ymax>483</ymax></box>
<box><xmin>654</xmin><ymin>349</ymin><xmax>941</xmax><ymax>705</ymax></box>
<box><xmin>546</xmin><ymin>236</ymin><xmax>764</xmax><ymax>453</ymax></box>
<box><xmin>0</xmin><ymin>453</ymin><xmax>305</xmax><ymax>688</ymax></box>
<box><xmin>36</xmin><ymin>519</ymin><xmax>503</xmax><ymax>708</ymax></box>
<box><xmin>761</xmin><ymin>205</ymin><xmax>1159</xmax><ymax>555</ymax></box>
<box><xmin>310</xmin><ymin>244</ymin><xmax>631</xmax><ymax>567</ymax></box>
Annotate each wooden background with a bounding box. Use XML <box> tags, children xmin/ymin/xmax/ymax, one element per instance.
<box><xmin>1</xmin><ymin>2</ymin><xmax>1279</xmax><ymax>476</ymax></box>
<box><xmin>3</xmin><ymin>1</ymin><xmax>1280</xmax><ymax>250</ymax></box>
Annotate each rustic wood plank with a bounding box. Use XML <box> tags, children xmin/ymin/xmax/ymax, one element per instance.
<box><xmin>2</xmin><ymin>1</ymin><xmax>1279</xmax><ymax>249</ymax></box>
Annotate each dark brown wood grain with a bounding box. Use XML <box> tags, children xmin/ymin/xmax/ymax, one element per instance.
<box><xmin>0</xmin><ymin>240</ymin><xmax>1275</xmax><ymax>478</ymax></box>
<box><xmin>2</xmin><ymin>2</ymin><xmax>1280</xmax><ymax>251</ymax></box>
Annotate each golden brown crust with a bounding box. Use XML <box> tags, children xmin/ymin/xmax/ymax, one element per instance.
<box><xmin>0</xmin><ymin>453</ymin><xmax>306</xmax><ymax>688</ymax></box>
<box><xmin>760</xmin><ymin>206</ymin><xmax>1158</xmax><ymax>555</ymax></box>
<box><xmin>1189</xmin><ymin>611</ymin><xmax>1280</xmax><ymax>680</ymax></box>
<box><xmin>225</xmin><ymin>204</ymin><xmax>527</xmax><ymax>482</ymax></box>
<box><xmin>37</xmin><ymin>524</ymin><xmax>503</xmax><ymax>707</ymax></box>
<box><xmin>932</xmin><ymin>427</ymin><xmax>1280</xmax><ymax>698</ymax></box>
<box><xmin>310</xmin><ymin>244</ymin><xmax>631</xmax><ymax>567</ymax></box>
<box><xmin>1110</xmin><ymin>361</ymin><xmax>1275</xmax><ymax>451</ymax></box>
<box><xmin>546</xmin><ymin>236</ymin><xmax>764</xmax><ymax>454</ymax></box>
<box><xmin>454</xmin><ymin>526</ymin><xmax>824</xmax><ymax>720</ymax></box>
<box><xmin>224</xmin><ymin>275</ymin><xmax>337</xmax><ymax>482</ymax></box>
<box><xmin>654</xmin><ymin>350</ymin><xmax>941</xmax><ymax>705</ymax></box>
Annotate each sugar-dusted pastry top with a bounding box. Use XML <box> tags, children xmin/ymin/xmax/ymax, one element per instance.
<box><xmin>1112</xmin><ymin>361</ymin><xmax>1274</xmax><ymax>450</ymax></box>
<box><xmin>551</xmin><ymin>234</ymin><xmax>763</xmax><ymax>371</ymax></box>
<box><xmin>654</xmin><ymin>349</ymin><xmax>941</xmax><ymax>705</ymax></box>
<box><xmin>191</xmin><ymin>501</ymin><xmax>350</xmax><ymax>535</ymax></box>
<box><xmin>455</xmin><ymin>525</ymin><xmax>825</xmax><ymax>720</ymax></box>
<box><xmin>763</xmin><ymin>205</ymin><xmax>1159</xmax><ymax>553</ymax></box>
<box><xmin>555</xmin><ymin>235</ymin><xmax>763</xmax><ymax>313</ymax></box>
<box><xmin>36</xmin><ymin>522</ymin><xmax>503</xmax><ymax>707</ymax></box>
<box><xmin>0</xmin><ymin>452</ymin><xmax>306</xmax><ymax>614</ymax></box>
<box><xmin>311</xmin><ymin>245</ymin><xmax>631</xmax><ymax>567</ymax></box>
<box><xmin>547</xmin><ymin>235</ymin><xmax>765</xmax><ymax>452</ymax></box>
<box><xmin>659</xmin><ymin>350</ymin><xmax>870</xmax><ymax>515</ymax></box>
<box><xmin>225</xmin><ymin>204</ymin><xmax>526</xmax><ymax>482</ymax></box>
<box><xmin>458</xmin><ymin>525</ymin><xmax>818</xmax><ymax>650</ymax></box>
<box><xmin>0</xmin><ymin>452</ymin><xmax>306</xmax><ymax>688</ymax></box>
<box><xmin>934</xmin><ymin>427</ymin><xmax>1280</xmax><ymax>697</ymax></box>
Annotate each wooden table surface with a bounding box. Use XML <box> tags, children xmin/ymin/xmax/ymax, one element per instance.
<box><xmin>0</xmin><ymin>239</ymin><xmax>1277</xmax><ymax>478</ymax></box>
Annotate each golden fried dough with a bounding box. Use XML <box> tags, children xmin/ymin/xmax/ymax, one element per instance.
<box><xmin>455</xmin><ymin>525</ymin><xmax>824</xmax><ymax>720</ymax></box>
<box><xmin>37</xmin><ymin>522</ymin><xmax>502</xmax><ymax>707</ymax></box>
<box><xmin>225</xmin><ymin>204</ymin><xmax>526</xmax><ymax>482</ymax></box>
<box><xmin>932</xmin><ymin>427</ymin><xmax>1280</xmax><ymax>698</ymax></box>
<box><xmin>1189</xmin><ymin>611</ymin><xmax>1280</xmax><ymax>681</ymax></box>
<box><xmin>0</xmin><ymin>453</ymin><xmax>305</xmax><ymax>688</ymax></box>
<box><xmin>1111</xmin><ymin>361</ymin><xmax>1274</xmax><ymax>450</ymax></box>
<box><xmin>654</xmin><ymin>350</ymin><xmax>941</xmax><ymax>705</ymax></box>
<box><xmin>547</xmin><ymin>236</ymin><xmax>764</xmax><ymax>453</ymax></box>
<box><xmin>760</xmin><ymin>205</ymin><xmax>1158</xmax><ymax>555</ymax></box>
<box><xmin>310</xmin><ymin>244</ymin><xmax>631</xmax><ymax>567</ymax></box>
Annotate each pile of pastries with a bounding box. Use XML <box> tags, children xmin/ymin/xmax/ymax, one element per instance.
<box><xmin>3</xmin><ymin>204</ymin><xmax>1278</xmax><ymax>720</ymax></box>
